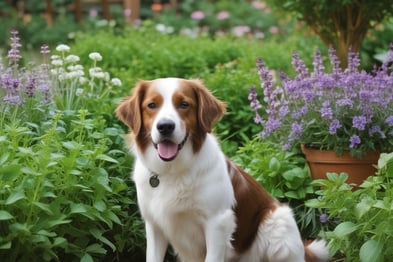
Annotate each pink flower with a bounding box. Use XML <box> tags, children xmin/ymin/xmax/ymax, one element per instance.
<box><xmin>124</xmin><ymin>8</ymin><xmax>132</xmax><ymax>17</ymax></box>
<box><xmin>191</xmin><ymin>11</ymin><xmax>205</xmax><ymax>20</ymax></box>
<box><xmin>89</xmin><ymin>8</ymin><xmax>98</xmax><ymax>18</ymax></box>
<box><xmin>252</xmin><ymin>1</ymin><xmax>266</xmax><ymax>9</ymax></box>
<box><xmin>232</xmin><ymin>25</ymin><xmax>251</xmax><ymax>37</ymax></box>
<box><xmin>269</xmin><ymin>26</ymin><xmax>279</xmax><ymax>34</ymax></box>
<box><xmin>216</xmin><ymin>11</ymin><xmax>230</xmax><ymax>20</ymax></box>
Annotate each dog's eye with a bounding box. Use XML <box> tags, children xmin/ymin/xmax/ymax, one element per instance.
<box><xmin>179</xmin><ymin>101</ymin><xmax>189</xmax><ymax>109</ymax></box>
<box><xmin>147</xmin><ymin>102</ymin><xmax>157</xmax><ymax>109</ymax></box>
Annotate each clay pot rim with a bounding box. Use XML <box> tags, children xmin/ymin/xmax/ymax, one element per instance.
<box><xmin>301</xmin><ymin>144</ymin><xmax>381</xmax><ymax>163</ymax></box>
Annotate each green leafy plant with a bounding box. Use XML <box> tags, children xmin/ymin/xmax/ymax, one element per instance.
<box><xmin>307</xmin><ymin>152</ymin><xmax>393</xmax><ymax>261</ymax></box>
<box><xmin>0</xmin><ymin>30</ymin><xmax>145</xmax><ymax>260</ymax></box>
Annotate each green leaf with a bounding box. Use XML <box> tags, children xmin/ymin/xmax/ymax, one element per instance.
<box><xmin>46</xmin><ymin>214</ymin><xmax>72</xmax><ymax>228</ymax></box>
<box><xmin>268</xmin><ymin>157</ymin><xmax>281</xmax><ymax>171</ymax></box>
<box><xmin>0</xmin><ymin>165</ymin><xmax>21</xmax><ymax>180</ymax></box>
<box><xmin>17</xmin><ymin>146</ymin><xmax>34</xmax><ymax>155</ymax></box>
<box><xmin>93</xmin><ymin>200</ymin><xmax>106</xmax><ymax>212</ymax></box>
<box><xmin>5</xmin><ymin>190</ymin><xmax>26</xmax><ymax>205</ymax></box>
<box><xmin>33</xmin><ymin>202</ymin><xmax>54</xmax><ymax>215</ymax></box>
<box><xmin>89</xmin><ymin>229</ymin><xmax>115</xmax><ymax>251</ymax></box>
<box><xmin>0</xmin><ymin>152</ymin><xmax>10</xmax><ymax>165</ymax></box>
<box><xmin>96</xmin><ymin>154</ymin><xmax>118</xmax><ymax>164</ymax></box>
<box><xmin>355</xmin><ymin>197</ymin><xmax>374</xmax><ymax>219</ymax></box>
<box><xmin>0</xmin><ymin>210</ymin><xmax>14</xmax><ymax>220</ymax></box>
<box><xmin>360</xmin><ymin>239</ymin><xmax>383</xmax><ymax>262</ymax></box>
<box><xmin>284</xmin><ymin>191</ymin><xmax>299</xmax><ymax>199</ymax></box>
<box><xmin>104</xmin><ymin>127</ymin><xmax>120</xmax><ymax>136</ymax></box>
<box><xmin>305</xmin><ymin>199</ymin><xmax>323</xmax><ymax>208</ymax></box>
<box><xmin>86</xmin><ymin>243</ymin><xmax>107</xmax><ymax>254</ymax></box>
<box><xmin>70</xmin><ymin>203</ymin><xmax>88</xmax><ymax>214</ymax></box>
<box><xmin>81</xmin><ymin>253</ymin><xmax>94</xmax><ymax>262</ymax></box>
<box><xmin>53</xmin><ymin>237</ymin><xmax>67</xmax><ymax>247</ymax></box>
<box><xmin>333</xmin><ymin>221</ymin><xmax>358</xmax><ymax>238</ymax></box>
<box><xmin>0</xmin><ymin>241</ymin><xmax>11</xmax><ymax>249</ymax></box>
<box><xmin>62</xmin><ymin>141</ymin><xmax>81</xmax><ymax>150</ymax></box>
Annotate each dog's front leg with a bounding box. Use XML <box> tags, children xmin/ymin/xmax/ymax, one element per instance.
<box><xmin>204</xmin><ymin>209</ymin><xmax>236</xmax><ymax>262</ymax></box>
<box><xmin>145</xmin><ymin>222</ymin><xmax>168</xmax><ymax>262</ymax></box>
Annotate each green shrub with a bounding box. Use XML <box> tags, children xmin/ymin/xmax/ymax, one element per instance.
<box><xmin>0</xmin><ymin>32</ymin><xmax>145</xmax><ymax>261</ymax></box>
<box><xmin>307</xmin><ymin>153</ymin><xmax>393</xmax><ymax>261</ymax></box>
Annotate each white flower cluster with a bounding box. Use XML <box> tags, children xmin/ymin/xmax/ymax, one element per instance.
<box><xmin>51</xmin><ymin>44</ymin><xmax>122</xmax><ymax>89</ymax></box>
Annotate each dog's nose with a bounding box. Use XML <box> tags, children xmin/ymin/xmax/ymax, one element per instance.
<box><xmin>157</xmin><ymin>120</ymin><xmax>175</xmax><ymax>136</ymax></box>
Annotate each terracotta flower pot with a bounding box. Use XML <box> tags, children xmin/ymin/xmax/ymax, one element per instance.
<box><xmin>301</xmin><ymin>145</ymin><xmax>380</xmax><ymax>185</ymax></box>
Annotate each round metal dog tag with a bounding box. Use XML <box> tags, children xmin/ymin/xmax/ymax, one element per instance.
<box><xmin>149</xmin><ymin>175</ymin><xmax>160</xmax><ymax>188</ymax></box>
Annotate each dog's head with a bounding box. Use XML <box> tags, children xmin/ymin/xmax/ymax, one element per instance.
<box><xmin>116</xmin><ymin>78</ymin><xmax>226</xmax><ymax>161</ymax></box>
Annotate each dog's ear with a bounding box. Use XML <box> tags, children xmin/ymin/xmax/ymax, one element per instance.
<box><xmin>116</xmin><ymin>80</ymin><xmax>150</xmax><ymax>135</ymax></box>
<box><xmin>189</xmin><ymin>79</ymin><xmax>227</xmax><ymax>133</ymax></box>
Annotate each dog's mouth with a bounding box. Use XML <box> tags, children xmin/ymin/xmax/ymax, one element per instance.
<box><xmin>154</xmin><ymin>134</ymin><xmax>188</xmax><ymax>162</ymax></box>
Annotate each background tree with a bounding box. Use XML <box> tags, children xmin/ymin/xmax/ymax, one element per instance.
<box><xmin>266</xmin><ymin>0</ymin><xmax>393</xmax><ymax>68</ymax></box>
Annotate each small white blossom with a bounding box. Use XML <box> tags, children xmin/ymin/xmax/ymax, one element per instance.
<box><xmin>89</xmin><ymin>52</ymin><xmax>103</xmax><ymax>61</ymax></box>
<box><xmin>50</xmin><ymin>67</ymin><xmax>65</xmax><ymax>76</ymax></box>
<box><xmin>65</xmin><ymin>55</ymin><xmax>80</xmax><ymax>63</ymax></box>
<box><xmin>66</xmin><ymin>70</ymin><xmax>84</xmax><ymax>79</ymax></box>
<box><xmin>76</xmin><ymin>88</ymin><xmax>84</xmax><ymax>96</ymax></box>
<box><xmin>56</xmin><ymin>44</ymin><xmax>71</xmax><ymax>52</ymax></box>
<box><xmin>89</xmin><ymin>67</ymin><xmax>106</xmax><ymax>78</ymax></box>
<box><xmin>79</xmin><ymin>77</ymin><xmax>88</xmax><ymax>84</ymax></box>
<box><xmin>104</xmin><ymin>72</ymin><xmax>110</xmax><ymax>81</ymax></box>
<box><xmin>51</xmin><ymin>59</ymin><xmax>63</xmax><ymax>66</ymax></box>
<box><xmin>111</xmin><ymin>78</ymin><xmax>122</xmax><ymax>86</ymax></box>
<box><xmin>51</xmin><ymin>55</ymin><xmax>60</xmax><ymax>60</ymax></box>
<box><xmin>58</xmin><ymin>73</ymin><xmax>67</xmax><ymax>81</ymax></box>
<box><xmin>68</xmin><ymin>64</ymin><xmax>84</xmax><ymax>72</ymax></box>
<box><xmin>74</xmin><ymin>64</ymin><xmax>84</xmax><ymax>71</ymax></box>
<box><xmin>91</xmin><ymin>72</ymin><xmax>106</xmax><ymax>79</ymax></box>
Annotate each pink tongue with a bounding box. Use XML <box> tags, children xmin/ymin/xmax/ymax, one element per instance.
<box><xmin>157</xmin><ymin>141</ymin><xmax>178</xmax><ymax>160</ymax></box>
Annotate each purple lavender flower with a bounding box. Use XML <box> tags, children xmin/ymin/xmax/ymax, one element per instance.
<box><xmin>350</xmin><ymin>135</ymin><xmax>361</xmax><ymax>148</ymax></box>
<box><xmin>254</xmin><ymin>113</ymin><xmax>263</xmax><ymax>124</ymax></box>
<box><xmin>3</xmin><ymin>94</ymin><xmax>21</xmax><ymax>104</ymax></box>
<box><xmin>385</xmin><ymin>116</ymin><xmax>393</xmax><ymax>127</ymax></box>
<box><xmin>312</xmin><ymin>49</ymin><xmax>325</xmax><ymax>76</ymax></box>
<box><xmin>291</xmin><ymin>105</ymin><xmax>308</xmax><ymax>119</ymax></box>
<box><xmin>40</xmin><ymin>44</ymin><xmax>50</xmax><ymax>54</ymax></box>
<box><xmin>328</xmin><ymin>46</ymin><xmax>341</xmax><ymax>75</ymax></box>
<box><xmin>320</xmin><ymin>101</ymin><xmax>333</xmax><ymax>120</ymax></box>
<box><xmin>25</xmin><ymin>74</ymin><xmax>37</xmax><ymax>98</ymax></box>
<box><xmin>260</xmin><ymin>118</ymin><xmax>282</xmax><ymax>137</ymax></box>
<box><xmin>369</xmin><ymin>125</ymin><xmax>386</xmax><ymax>138</ymax></box>
<box><xmin>347</xmin><ymin>47</ymin><xmax>360</xmax><ymax>74</ymax></box>
<box><xmin>352</xmin><ymin>116</ymin><xmax>367</xmax><ymax>131</ymax></box>
<box><xmin>7</xmin><ymin>30</ymin><xmax>22</xmax><ymax>66</ymax></box>
<box><xmin>1</xmin><ymin>72</ymin><xmax>21</xmax><ymax>104</ymax></box>
<box><xmin>337</xmin><ymin>98</ymin><xmax>353</xmax><ymax>108</ymax></box>
<box><xmin>320</xmin><ymin>213</ymin><xmax>329</xmax><ymax>224</ymax></box>
<box><xmin>329</xmin><ymin>119</ymin><xmax>342</xmax><ymax>134</ymax></box>
<box><xmin>291</xmin><ymin>122</ymin><xmax>303</xmax><ymax>137</ymax></box>
<box><xmin>248</xmin><ymin>86</ymin><xmax>262</xmax><ymax>110</ymax></box>
<box><xmin>292</xmin><ymin>52</ymin><xmax>309</xmax><ymax>79</ymax></box>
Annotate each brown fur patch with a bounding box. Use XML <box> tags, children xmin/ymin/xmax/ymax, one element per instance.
<box><xmin>227</xmin><ymin>159</ymin><xmax>278</xmax><ymax>254</ymax></box>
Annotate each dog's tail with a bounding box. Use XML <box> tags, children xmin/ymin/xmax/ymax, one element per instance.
<box><xmin>304</xmin><ymin>239</ymin><xmax>329</xmax><ymax>262</ymax></box>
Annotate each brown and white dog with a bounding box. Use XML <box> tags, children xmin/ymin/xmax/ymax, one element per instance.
<box><xmin>116</xmin><ymin>78</ymin><xmax>328</xmax><ymax>262</ymax></box>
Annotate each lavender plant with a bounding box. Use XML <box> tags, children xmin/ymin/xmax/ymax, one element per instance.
<box><xmin>0</xmin><ymin>30</ymin><xmax>52</xmax><ymax>126</ymax></box>
<box><xmin>249</xmin><ymin>45</ymin><xmax>393</xmax><ymax>156</ymax></box>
